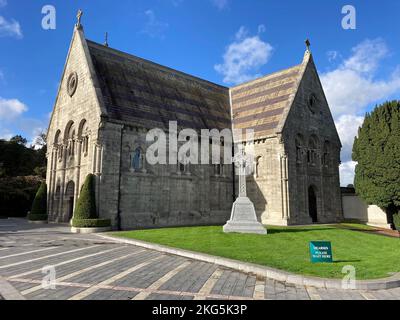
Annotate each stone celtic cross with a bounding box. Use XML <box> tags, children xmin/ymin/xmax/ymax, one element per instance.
<box><xmin>232</xmin><ymin>146</ymin><xmax>251</xmax><ymax>198</ymax></box>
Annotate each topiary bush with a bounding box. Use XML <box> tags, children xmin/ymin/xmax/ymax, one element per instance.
<box><xmin>72</xmin><ymin>174</ymin><xmax>110</xmax><ymax>229</ymax></box>
<box><xmin>28</xmin><ymin>182</ymin><xmax>47</xmax><ymax>221</ymax></box>
<box><xmin>71</xmin><ymin>218</ymin><xmax>111</xmax><ymax>228</ymax></box>
<box><xmin>393</xmin><ymin>213</ymin><xmax>400</xmax><ymax>232</ymax></box>
<box><xmin>73</xmin><ymin>174</ymin><xmax>97</xmax><ymax>220</ymax></box>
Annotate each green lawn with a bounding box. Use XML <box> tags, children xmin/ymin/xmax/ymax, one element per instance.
<box><xmin>111</xmin><ymin>224</ymin><xmax>400</xmax><ymax>280</ymax></box>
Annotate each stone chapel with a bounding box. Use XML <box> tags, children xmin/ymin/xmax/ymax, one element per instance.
<box><xmin>46</xmin><ymin>21</ymin><xmax>343</xmax><ymax>230</ymax></box>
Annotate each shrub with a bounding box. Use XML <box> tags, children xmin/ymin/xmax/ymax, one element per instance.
<box><xmin>393</xmin><ymin>214</ymin><xmax>400</xmax><ymax>232</ymax></box>
<box><xmin>27</xmin><ymin>213</ymin><xmax>48</xmax><ymax>222</ymax></box>
<box><xmin>30</xmin><ymin>182</ymin><xmax>47</xmax><ymax>217</ymax></box>
<box><xmin>73</xmin><ymin>174</ymin><xmax>97</xmax><ymax>220</ymax></box>
<box><xmin>71</xmin><ymin>218</ymin><xmax>111</xmax><ymax>228</ymax></box>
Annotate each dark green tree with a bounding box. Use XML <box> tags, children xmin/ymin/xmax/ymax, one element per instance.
<box><xmin>73</xmin><ymin>174</ymin><xmax>97</xmax><ymax>220</ymax></box>
<box><xmin>28</xmin><ymin>182</ymin><xmax>47</xmax><ymax>221</ymax></box>
<box><xmin>353</xmin><ymin>100</ymin><xmax>400</xmax><ymax>227</ymax></box>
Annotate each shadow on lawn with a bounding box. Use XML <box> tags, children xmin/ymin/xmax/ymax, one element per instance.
<box><xmin>267</xmin><ymin>227</ymin><xmax>335</xmax><ymax>234</ymax></box>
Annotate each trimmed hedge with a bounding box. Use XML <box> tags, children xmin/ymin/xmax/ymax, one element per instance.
<box><xmin>393</xmin><ymin>214</ymin><xmax>400</xmax><ymax>232</ymax></box>
<box><xmin>27</xmin><ymin>213</ymin><xmax>48</xmax><ymax>222</ymax></box>
<box><xmin>30</xmin><ymin>182</ymin><xmax>47</xmax><ymax>216</ymax></box>
<box><xmin>73</xmin><ymin>174</ymin><xmax>97</xmax><ymax>220</ymax></box>
<box><xmin>71</xmin><ymin>218</ymin><xmax>111</xmax><ymax>228</ymax></box>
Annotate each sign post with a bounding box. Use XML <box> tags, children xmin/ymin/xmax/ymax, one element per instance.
<box><xmin>309</xmin><ymin>241</ymin><xmax>333</xmax><ymax>263</ymax></box>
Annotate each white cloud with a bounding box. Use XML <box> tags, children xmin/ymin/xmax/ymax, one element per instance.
<box><xmin>211</xmin><ymin>0</ymin><xmax>228</xmax><ymax>10</ymax></box>
<box><xmin>339</xmin><ymin>161</ymin><xmax>357</xmax><ymax>187</ymax></box>
<box><xmin>0</xmin><ymin>15</ymin><xmax>22</xmax><ymax>38</ymax></box>
<box><xmin>321</xmin><ymin>39</ymin><xmax>400</xmax><ymax>118</ymax></box>
<box><xmin>0</xmin><ymin>96</ymin><xmax>49</xmax><ymax>145</ymax></box>
<box><xmin>335</xmin><ymin>114</ymin><xmax>364</xmax><ymax>163</ymax></box>
<box><xmin>0</xmin><ymin>0</ymin><xmax>6</xmax><ymax>8</ymax></box>
<box><xmin>321</xmin><ymin>38</ymin><xmax>400</xmax><ymax>186</ymax></box>
<box><xmin>0</xmin><ymin>97</ymin><xmax>27</xmax><ymax>120</ymax></box>
<box><xmin>140</xmin><ymin>10</ymin><xmax>169</xmax><ymax>38</ymax></box>
<box><xmin>215</xmin><ymin>26</ymin><xmax>273</xmax><ymax>84</ymax></box>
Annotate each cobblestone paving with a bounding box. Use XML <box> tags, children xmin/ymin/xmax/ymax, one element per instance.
<box><xmin>0</xmin><ymin>219</ymin><xmax>399</xmax><ymax>300</ymax></box>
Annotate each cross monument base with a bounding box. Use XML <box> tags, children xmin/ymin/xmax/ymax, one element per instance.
<box><xmin>223</xmin><ymin>197</ymin><xmax>267</xmax><ymax>235</ymax></box>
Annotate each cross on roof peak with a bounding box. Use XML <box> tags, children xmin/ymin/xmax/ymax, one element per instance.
<box><xmin>76</xmin><ymin>9</ymin><xmax>83</xmax><ymax>28</ymax></box>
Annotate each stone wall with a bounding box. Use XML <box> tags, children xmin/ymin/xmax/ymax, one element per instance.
<box><xmin>341</xmin><ymin>190</ymin><xmax>391</xmax><ymax>229</ymax></box>
<box><xmin>98</xmin><ymin>124</ymin><xmax>233</xmax><ymax>230</ymax></box>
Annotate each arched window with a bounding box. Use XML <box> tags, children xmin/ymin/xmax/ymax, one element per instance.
<box><xmin>64</xmin><ymin>121</ymin><xmax>75</xmax><ymax>158</ymax></box>
<box><xmin>255</xmin><ymin>156</ymin><xmax>262</xmax><ymax>178</ymax></box>
<box><xmin>131</xmin><ymin>148</ymin><xmax>143</xmax><ymax>171</ymax></box>
<box><xmin>79</xmin><ymin>120</ymin><xmax>89</xmax><ymax>157</ymax></box>
<box><xmin>323</xmin><ymin>141</ymin><xmax>330</xmax><ymax>166</ymax></box>
<box><xmin>295</xmin><ymin>134</ymin><xmax>304</xmax><ymax>163</ymax></box>
<box><xmin>308</xmin><ymin>135</ymin><xmax>319</xmax><ymax>166</ymax></box>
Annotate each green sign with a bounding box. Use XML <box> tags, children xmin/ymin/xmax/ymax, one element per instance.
<box><xmin>309</xmin><ymin>241</ymin><xmax>333</xmax><ymax>263</ymax></box>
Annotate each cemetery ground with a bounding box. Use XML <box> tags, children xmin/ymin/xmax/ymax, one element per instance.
<box><xmin>112</xmin><ymin>224</ymin><xmax>400</xmax><ymax>280</ymax></box>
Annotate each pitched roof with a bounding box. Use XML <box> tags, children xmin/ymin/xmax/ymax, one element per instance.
<box><xmin>230</xmin><ymin>63</ymin><xmax>305</xmax><ymax>140</ymax></box>
<box><xmin>86</xmin><ymin>40</ymin><xmax>231</xmax><ymax>131</ymax></box>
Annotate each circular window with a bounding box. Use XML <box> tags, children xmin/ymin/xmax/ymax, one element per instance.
<box><xmin>307</xmin><ymin>93</ymin><xmax>318</xmax><ymax>114</ymax></box>
<box><xmin>67</xmin><ymin>72</ymin><xmax>78</xmax><ymax>97</ymax></box>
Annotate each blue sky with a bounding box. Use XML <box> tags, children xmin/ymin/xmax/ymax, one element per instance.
<box><xmin>1</xmin><ymin>0</ymin><xmax>400</xmax><ymax>185</ymax></box>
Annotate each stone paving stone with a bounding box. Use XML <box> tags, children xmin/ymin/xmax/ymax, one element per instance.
<box><xmin>0</xmin><ymin>246</ymin><xmax>73</xmax><ymax>267</ymax></box>
<box><xmin>241</xmin><ymin>275</ymin><xmax>257</xmax><ymax>298</ymax></box>
<box><xmin>113</xmin><ymin>254</ymin><xmax>187</xmax><ymax>288</ymax></box>
<box><xmin>84</xmin><ymin>288</ymin><xmax>138</xmax><ymax>300</ymax></box>
<box><xmin>26</xmin><ymin>246</ymin><xmax>133</xmax><ymax>281</ymax></box>
<box><xmin>374</xmin><ymin>289</ymin><xmax>400</xmax><ymax>300</ymax></box>
<box><xmin>294</xmin><ymin>286</ymin><xmax>310</xmax><ymax>300</ymax></box>
<box><xmin>146</xmin><ymin>293</ymin><xmax>194</xmax><ymax>300</ymax></box>
<box><xmin>67</xmin><ymin>250</ymin><xmax>161</xmax><ymax>284</ymax></box>
<box><xmin>0</xmin><ymin>245</ymin><xmax>120</xmax><ymax>277</ymax></box>
<box><xmin>25</xmin><ymin>285</ymin><xmax>87</xmax><ymax>300</ymax></box>
<box><xmin>9</xmin><ymin>281</ymin><xmax>39</xmax><ymax>291</ymax></box>
<box><xmin>160</xmin><ymin>261</ymin><xmax>217</xmax><ymax>294</ymax></box>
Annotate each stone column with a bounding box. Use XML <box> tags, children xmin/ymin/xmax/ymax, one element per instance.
<box><xmin>58</xmin><ymin>145</ymin><xmax>67</xmax><ymax>221</ymax></box>
<box><xmin>74</xmin><ymin>139</ymin><xmax>82</xmax><ymax>209</ymax></box>
<box><xmin>280</xmin><ymin>154</ymin><xmax>290</xmax><ymax>221</ymax></box>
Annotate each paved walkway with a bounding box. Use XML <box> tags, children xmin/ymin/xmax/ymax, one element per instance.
<box><xmin>0</xmin><ymin>219</ymin><xmax>399</xmax><ymax>300</ymax></box>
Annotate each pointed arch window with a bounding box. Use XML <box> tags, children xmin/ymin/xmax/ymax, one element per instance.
<box><xmin>323</xmin><ymin>141</ymin><xmax>330</xmax><ymax>166</ymax></box>
<box><xmin>131</xmin><ymin>147</ymin><xmax>144</xmax><ymax>171</ymax></box>
<box><xmin>295</xmin><ymin>134</ymin><xmax>304</xmax><ymax>163</ymax></box>
<box><xmin>308</xmin><ymin>135</ymin><xmax>319</xmax><ymax>166</ymax></box>
<box><xmin>255</xmin><ymin>156</ymin><xmax>262</xmax><ymax>178</ymax></box>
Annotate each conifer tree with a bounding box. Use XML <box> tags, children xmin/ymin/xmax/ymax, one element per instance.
<box><xmin>353</xmin><ymin>100</ymin><xmax>400</xmax><ymax>226</ymax></box>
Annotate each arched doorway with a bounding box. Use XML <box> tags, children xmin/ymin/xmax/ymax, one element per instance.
<box><xmin>65</xmin><ymin>181</ymin><xmax>75</xmax><ymax>221</ymax></box>
<box><xmin>308</xmin><ymin>186</ymin><xmax>318</xmax><ymax>223</ymax></box>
